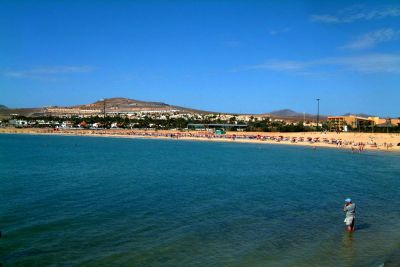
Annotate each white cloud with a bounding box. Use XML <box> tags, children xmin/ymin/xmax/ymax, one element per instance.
<box><xmin>342</xmin><ymin>28</ymin><xmax>399</xmax><ymax>49</ymax></box>
<box><xmin>311</xmin><ymin>6</ymin><xmax>400</xmax><ymax>23</ymax></box>
<box><xmin>251</xmin><ymin>54</ymin><xmax>400</xmax><ymax>74</ymax></box>
<box><xmin>310</xmin><ymin>15</ymin><xmax>340</xmax><ymax>23</ymax></box>
<box><xmin>268</xmin><ymin>27</ymin><xmax>291</xmax><ymax>36</ymax></box>
<box><xmin>250</xmin><ymin>60</ymin><xmax>310</xmax><ymax>71</ymax></box>
<box><xmin>325</xmin><ymin>54</ymin><xmax>400</xmax><ymax>73</ymax></box>
<box><xmin>2</xmin><ymin>66</ymin><xmax>94</xmax><ymax>79</ymax></box>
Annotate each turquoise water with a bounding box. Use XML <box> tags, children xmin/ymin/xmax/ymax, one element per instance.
<box><xmin>1</xmin><ymin>134</ymin><xmax>399</xmax><ymax>267</ymax></box>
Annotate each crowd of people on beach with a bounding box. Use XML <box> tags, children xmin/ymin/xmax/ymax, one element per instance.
<box><xmin>2</xmin><ymin>127</ymin><xmax>398</xmax><ymax>151</ymax></box>
<box><xmin>49</xmin><ymin>129</ymin><xmax>398</xmax><ymax>151</ymax></box>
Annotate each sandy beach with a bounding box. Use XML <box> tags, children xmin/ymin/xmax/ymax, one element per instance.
<box><xmin>1</xmin><ymin>127</ymin><xmax>400</xmax><ymax>152</ymax></box>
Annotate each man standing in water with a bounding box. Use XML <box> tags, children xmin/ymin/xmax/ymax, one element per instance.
<box><xmin>343</xmin><ymin>198</ymin><xmax>356</xmax><ymax>232</ymax></box>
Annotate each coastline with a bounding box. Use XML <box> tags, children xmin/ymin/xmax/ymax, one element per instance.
<box><xmin>1</xmin><ymin>127</ymin><xmax>400</xmax><ymax>152</ymax></box>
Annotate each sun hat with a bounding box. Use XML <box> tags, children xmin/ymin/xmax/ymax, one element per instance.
<box><xmin>345</xmin><ymin>198</ymin><xmax>352</xmax><ymax>203</ymax></box>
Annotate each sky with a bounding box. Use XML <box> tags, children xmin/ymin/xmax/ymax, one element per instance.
<box><xmin>1</xmin><ymin>0</ymin><xmax>400</xmax><ymax>116</ymax></box>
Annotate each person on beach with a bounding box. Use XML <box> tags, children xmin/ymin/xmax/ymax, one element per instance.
<box><xmin>343</xmin><ymin>198</ymin><xmax>356</xmax><ymax>232</ymax></box>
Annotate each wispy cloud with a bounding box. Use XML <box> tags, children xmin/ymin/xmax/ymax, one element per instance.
<box><xmin>342</xmin><ymin>28</ymin><xmax>399</xmax><ymax>50</ymax></box>
<box><xmin>2</xmin><ymin>66</ymin><xmax>94</xmax><ymax>79</ymax></box>
<box><xmin>320</xmin><ymin>54</ymin><xmax>400</xmax><ymax>73</ymax></box>
<box><xmin>250</xmin><ymin>60</ymin><xmax>310</xmax><ymax>72</ymax></box>
<box><xmin>250</xmin><ymin>54</ymin><xmax>400</xmax><ymax>74</ymax></box>
<box><xmin>311</xmin><ymin>6</ymin><xmax>400</xmax><ymax>23</ymax></box>
<box><xmin>268</xmin><ymin>27</ymin><xmax>291</xmax><ymax>36</ymax></box>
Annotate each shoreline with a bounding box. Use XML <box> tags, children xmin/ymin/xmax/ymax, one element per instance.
<box><xmin>1</xmin><ymin>128</ymin><xmax>400</xmax><ymax>152</ymax></box>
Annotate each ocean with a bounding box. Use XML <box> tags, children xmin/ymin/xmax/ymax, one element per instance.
<box><xmin>1</xmin><ymin>134</ymin><xmax>399</xmax><ymax>267</ymax></box>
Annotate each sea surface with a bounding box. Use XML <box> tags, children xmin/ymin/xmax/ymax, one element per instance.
<box><xmin>1</xmin><ymin>134</ymin><xmax>399</xmax><ymax>267</ymax></box>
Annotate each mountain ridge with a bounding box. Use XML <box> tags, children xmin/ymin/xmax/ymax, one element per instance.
<box><xmin>341</xmin><ymin>112</ymin><xmax>375</xmax><ymax>118</ymax></box>
<box><xmin>0</xmin><ymin>97</ymin><xmax>392</xmax><ymax>119</ymax></box>
<box><xmin>266</xmin><ymin>109</ymin><xmax>325</xmax><ymax>119</ymax></box>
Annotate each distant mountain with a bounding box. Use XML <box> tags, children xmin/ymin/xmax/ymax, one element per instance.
<box><xmin>80</xmin><ymin>97</ymin><xmax>170</xmax><ymax>108</ymax></box>
<box><xmin>0</xmin><ymin>107</ymin><xmax>42</xmax><ymax>118</ymax></box>
<box><xmin>73</xmin><ymin>97</ymin><xmax>214</xmax><ymax>114</ymax></box>
<box><xmin>269</xmin><ymin>109</ymin><xmax>304</xmax><ymax>117</ymax></box>
<box><xmin>266</xmin><ymin>109</ymin><xmax>325</xmax><ymax>120</ymax></box>
<box><xmin>342</xmin><ymin>113</ymin><xmax>375</xmax><ymax>118</ymax></box>
<box><xmin>0</xmin><ymin>97</ymin><xmax>215</xmax><ymax>118</ymax></box>
<box><xmin>0</xmin><ymin>98</ymin><xmax>387</xmax><ymax>119</ymax></box>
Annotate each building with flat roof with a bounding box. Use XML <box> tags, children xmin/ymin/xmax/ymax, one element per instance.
<box><xmin>327</xmin><ymin>115</ymin><xmax>374</xmax><ymax>131</ymax></box>
<box><xmin>327</xmin><ymin>115</ymin><xmax>400</xmax><ymax>131</ymax></box>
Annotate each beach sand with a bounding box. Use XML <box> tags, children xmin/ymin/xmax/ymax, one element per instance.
<box><xmin>1</xmin><ymin>127</ymin><xmax>400</xmax><ymax>152</ymax></box>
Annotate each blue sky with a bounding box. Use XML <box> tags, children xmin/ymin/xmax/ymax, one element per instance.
<box><xmin>1</xmin><ymin>0</ymin><xmax>399</xmax><ymax>116</ymax></box>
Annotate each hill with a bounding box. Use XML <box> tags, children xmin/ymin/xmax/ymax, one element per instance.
<box><xmin>267</xmin><ymin>109</ymin><xmax>325</xmax><ymax>120</ymax></box>
<box><xmin>342</xmin><ymin>112</ymin><xmax>375</xmax><ymax>118</ymax></box>
<box><xmin>75</xmin><ymin>97</ymin><xmax>170</xmax><ymax>109</ymax></box>
<box><xmin>0</xmin><ymin>98</ymin><xmax>384</xmax><ymax>119</ymax></box>
<box><xmin>0</xmin><ymin>97</ymin><xmax>215</xmax><ymax>118</ymax></box>
<box><xmin>269</xmin><ymin>109</ymin><xmax>305</xmax><ymax>117</ymax></box>
<box><xmin>73</xmin><ymin>97</ymin><xmax>214</xmax><ymax>114</ymax></box>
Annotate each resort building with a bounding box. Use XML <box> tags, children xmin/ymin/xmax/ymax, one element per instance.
<box><xmin>375</xmin><ymin>118</ymin><xmax>400</xmax><ymax>128</ymax></box>
<box><xmin>327</xmin><ymin>115</ymin><xmax>399</xmax><ymax>131</ymax></box>
<box><xmin>328</xmin><ymin>116</ymin><xmax>373</xmax><ymax>131</ymax></box>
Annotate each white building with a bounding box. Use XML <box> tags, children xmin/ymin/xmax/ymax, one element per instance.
<box><xmin>9</xmin><ymin>119</ymin><xmax>28</xmax><ymax>127</ymax></box>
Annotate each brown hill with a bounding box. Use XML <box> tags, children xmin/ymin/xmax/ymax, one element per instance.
<box><xmin>73</xmin><ymin>97</ymin><xmax>213</xmax><ymax>114</ymax></box>
<box><xmin>0</xmin><ymin>97</ymin><xmax>215</xmax><ymax>118</ymax></box>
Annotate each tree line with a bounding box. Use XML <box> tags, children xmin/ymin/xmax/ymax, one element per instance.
<box><xmin>4</xmin><ymin>115</ymin><xmax>400</xmax><ymax>133</ymax></box>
